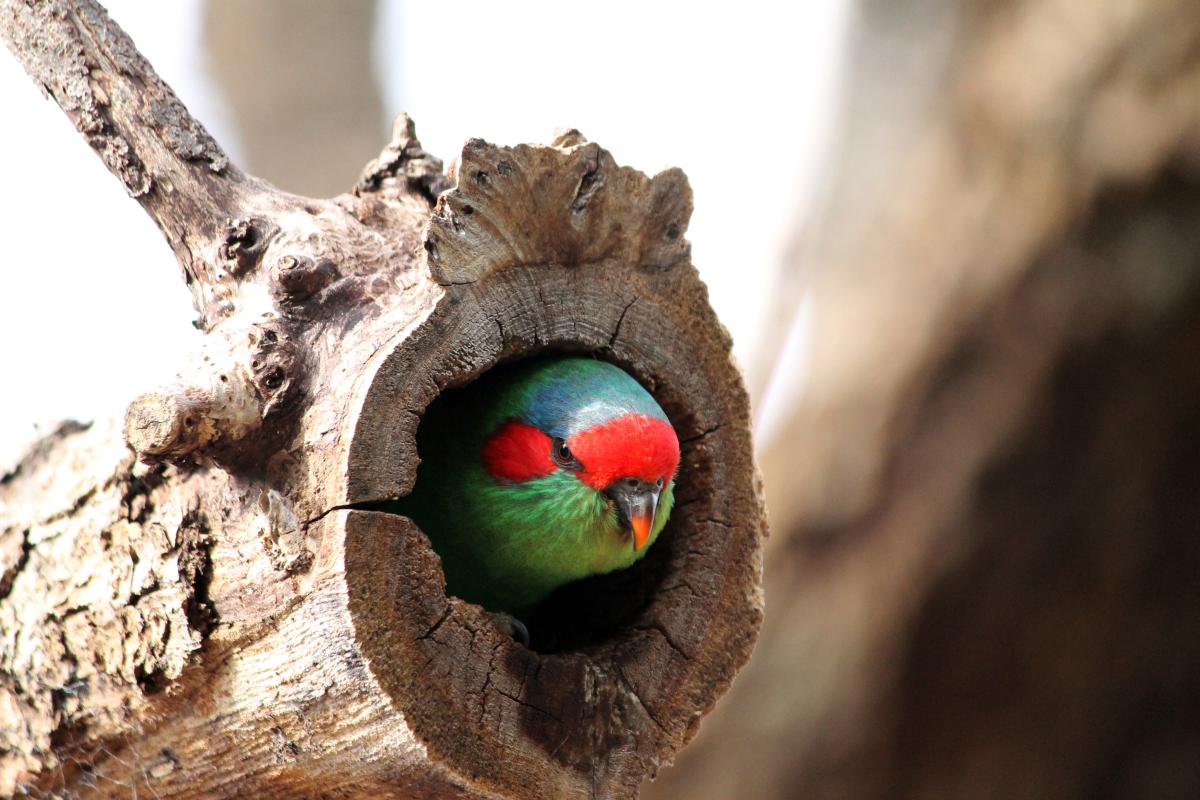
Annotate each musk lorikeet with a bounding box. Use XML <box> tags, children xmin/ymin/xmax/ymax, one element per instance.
<box><xmin>396</xmin><ymin>357</ymin><xmax>680</xmax><ymax>621</ymax></box>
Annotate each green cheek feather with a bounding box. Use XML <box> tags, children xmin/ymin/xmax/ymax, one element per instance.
<box><xmin>428</xmin><ymin>471</ymin><xmax>675</xmax><ymax>618</ymax></box>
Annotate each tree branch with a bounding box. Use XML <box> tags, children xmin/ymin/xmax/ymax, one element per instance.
<box><xmin>0</xmin><ymin>0</ymin><xmax>257</xmax><ymax>325</ymax></box>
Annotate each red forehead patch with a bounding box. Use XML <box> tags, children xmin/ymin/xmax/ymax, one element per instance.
<box><xmin>482</xmin><ymin>421</ymin><xmax>554</xmax><ymax>482</ymax></box>
<box><xmin>571</xmin><ymin>415</ymin><xmax>680</xmax><ymax>490</ymax></box>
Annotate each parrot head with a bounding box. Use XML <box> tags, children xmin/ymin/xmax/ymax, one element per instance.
<box><xmin>480</xmin><ymin>360</ymin><xmax>680</xmax><ymax>554</ymax></box>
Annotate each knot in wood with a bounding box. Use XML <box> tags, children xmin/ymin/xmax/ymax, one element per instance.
<box><xmin>123</xmin><ymin>389</ymin><xmax>214</xmax><ymax>460</ymax></box>
<box><xmin>355</xmin><ymin>113</ymin><xmax>450</xmax><ymax>201</ymax></box>
<box><xmin>248</xmin><ymin>324</ymin><xmax>301</xmax><ymax>410</ymax></box>
<box><xmin>219</xmin><ymin>216</ymin><xmax>275</xmax><ymax>276</ymax></box>
<box><xmin>272</xmin><ymin>254</ymin><xmax>339</xmax><ymax>302</ymax></box>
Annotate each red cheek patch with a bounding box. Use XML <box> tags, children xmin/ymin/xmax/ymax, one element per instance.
<box><xmin>482</xmin><ymin>421</ymin><xmax>554</xmax><ymax>482</ymax></box>
<box><xmin>571</xmin><ymin>415</ymin><xmax>679</xmax><ymax>490</ymax></box>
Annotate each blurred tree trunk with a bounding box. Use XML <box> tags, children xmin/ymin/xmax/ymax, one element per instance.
<box><xmin>203</xmin><ymin>0</ymin><xmax>386</xmax><ymax>197</ymax></box>
<box><xmin>648</xmin><ymin>0</ymin><xmax>1200</xmax><ymax>798</ymax></box>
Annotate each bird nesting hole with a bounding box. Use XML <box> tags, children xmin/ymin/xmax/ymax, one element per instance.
<box><xmin>404</xmin><ymin>354</ymin><xmax>681</xmax><ymax>654</ymax></box>
<box><xmin>343</xmin><ymin>265</ymin><xmax>759</xmax><ymax>794</ymax></box>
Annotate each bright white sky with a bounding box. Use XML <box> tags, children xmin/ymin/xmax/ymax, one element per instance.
<box><xmin>0</xmin><ymin>1</ymin><xmax>849</xmax><ymax>470</ymax></box>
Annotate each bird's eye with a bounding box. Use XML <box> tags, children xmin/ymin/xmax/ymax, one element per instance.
<box><xmin>656</xmin><ymin>477</ymin><xmax>664</xmax><ymax>489</ymax></box>
<box><xmin>551</xmin><ymin>437</ymin><xmax>580</xmax><ymax>469</ymax></box>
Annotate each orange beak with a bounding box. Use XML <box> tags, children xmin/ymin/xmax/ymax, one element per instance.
<box><xmin>630</xmin><ymin>510</ymin><xmax>654</xmax><ymax>552</ymax></box>
<box><xmin>605</xmin><ymin>478</ymin><xmax>661</xmax><ymax>552</ymax></box>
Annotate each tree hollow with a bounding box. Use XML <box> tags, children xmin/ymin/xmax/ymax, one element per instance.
<box><xmin>344</xmin><ymin>255</ymin><xmax>763</xmax><ymax>797</ymax></box>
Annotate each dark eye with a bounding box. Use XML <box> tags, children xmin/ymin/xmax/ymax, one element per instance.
<box><xmin>551</xmin><ymin>437</ymin><xmax>580</xmax><ymax>469</ymax></box>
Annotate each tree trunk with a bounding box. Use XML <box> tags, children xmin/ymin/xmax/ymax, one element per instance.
<box><xmin>0</xmin><ymin>3</ymin><xmax>765</xmax><ymax>798</ymax></box>
<box><xmin>648</xmin><ymin>0</ymin><xmax>1200</xmax><ymax>798</ymax></box>
<box><xmin>203</xmin><ymin>0</ymin><xmax>388</xmax><ymax>198</ymax></box>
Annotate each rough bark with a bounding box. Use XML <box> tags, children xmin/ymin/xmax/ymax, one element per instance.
<box><xmin>648</xmin><ymin>0</ymin><xmax>1200</xmax><ymax>798</ymax></box>
<box><xmin>0</xmin><ymin>3</ymin><xmax>764</xmax><ymax>798</ymax></box>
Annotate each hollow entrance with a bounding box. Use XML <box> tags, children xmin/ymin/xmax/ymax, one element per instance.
<box><xmin>393</xmin><ymin>354</ymin><xmax>683</xmax><ymax>654</ymax></box>
<box><xmin>342</xmin><ymin>261</ymin><xmax>763</xmax><ymax>798</ymax></box>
